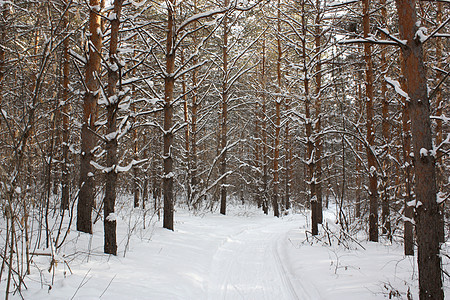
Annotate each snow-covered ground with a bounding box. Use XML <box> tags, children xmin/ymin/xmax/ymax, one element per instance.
<box><xmin>4</xmin><ymin>201</ymin><xmax>449</xmax><ymax>299</ymax></box>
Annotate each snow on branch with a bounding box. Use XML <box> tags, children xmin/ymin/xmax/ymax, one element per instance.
<box><xmin>205</xmin><ymin>170</ymin><xmax>234</xmax><ymax>193</ymax></box>
<box><xmin>433</xmin><ymin>133</ymin><xmax>450</xmax><ymax>155</ymax></box>
<box><xmin>431</xmin><ymin>115</ymin><xmax>450</xmax><ymax>123</ymax></box>
<box><xmin>141</xmin><ymin>121</ymin><xmax>164</xmax><ymax>133</ymax></box>
<box><xmin>174</xmin><ymin>60</ymin><xmax>208</xmax><ymax>80</ymax></box>
<box><xmin>90</xmin><ymin>159</ymin><xmax>148</xmax><ymax>174</ymax></box>
<box><xmin>339</xmin><ymin>36</ymin><xmax>399</xmax><ymax>46</ymax></box>
<box><xmin>163</xmin><ymin>122</ymin><xmax>188</xmax><ymax>136</ymax></box>
<box><xmin>422</xmin><ymin>16</ymin><xmax>450</xmax><ymax>44</ymax></box>
<box><xmin>116</xmin><ymin>159</ymin><xmax>148</xmax><ymax>173</ymax></box>
<box><xmin>327</xmin><ymin>0</ymin><xmax>359</xmax><ymax>9</ymax></box>
<box><xmin>429</xmin><ymin>67</ymin><xmax>450</xmax><ymax>101</ymax></box>
<box><xmin>177</xmin><ymin>7</ymin><xmax>229</xmax><ymax>34</ymax></box>
<box><xmin>419</xmin><ymin>0</ymin><xmax>450</xmax><ymax>3</ymax></box>
<box><xmin>415</xmin><ymin>26</ymin><xmax>428</xmax><ymax>43</ymax></box>
<box><xmin>91</xmin><ymin>160</ymin><xmax>113</xmax><ymax>173</ymax></box>
<box><xmin>327</xmin><ymin>0</ymin><xmax>358</xmax><ymax>8</ymax></box>
<box><xmin>177</xmin><ymin>0</ymin><xmax>261</xmax><ymax>34</ymax></box>
<box><xmin>128</xmin><ymin>0</ymin><xmax>146</xmax><ymax>8</ymax></box>
<box><xmin>69</xmin><ymin>49</ymin><xmax>87</xmax><ymax>64</ymax></box>
<box><xmin>437</xmin><ymin>192</ymin><xmax>449</xmax><ymax>205</ymax></box>
<box><xmin>385</xmin><ymin>76</ymin><xmax>409</xmax><ymax>101</ymax></box>
<box><xmin>376</xmin><ymin>27</ymin><xmax>407</xmax><ymax>46</ymax></box>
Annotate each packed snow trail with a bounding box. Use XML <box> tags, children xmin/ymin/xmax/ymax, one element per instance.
<box><xmin>207</xmin><ymin>221</ymin><xmax>320</xmax><ymax>300</ymax></box>
<box><xmin>13</xmin><ymin>205</ymin><xmax>430</xmax><ymax>299</ymax></box>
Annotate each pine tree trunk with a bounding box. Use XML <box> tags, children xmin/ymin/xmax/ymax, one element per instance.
<box><xmin>434</xmin><ymin>2</ymin><xmax>445</xmax><ymax>244</ymax></box>
<box><xmin>0</xmin><ymin>4</ymin><xmax>6</xmax><ymax>128</ymax></box>
<box><xmin>355</xmin><ymin>77</ymin><xmax>363</xmax><ymax>219</ymax></box>
<box><xmin>380</xmin><ymin>0</ymin><xmax>390</xmax><ymax>237</ymax></box>
<box><xmin>61</xmin><ymin>1</ymin><xmax>70</xmax><ymax>210</ymax></box>
<box><xmin>255</xmin><ymin>100</ymin><xmax>261</xmax><ymax>208</ymax></box>
<box><xmin>273</xmin><ymin>0</ymin><xmax>282</xmax><ymax>218</ymax></box>
<box><xmin>302</xmin><ymin>0</ymin><xmax>317</xmax><ymax>235</ymax></box>
<box><xmin>78</xmin><ymin>0</ymin><xmax>103</xmax><ymax>234</ymax></box>
<box><xmin>400</xmin><ymin>69</ymin><xmax>414</xmax><ymax>256</ymax></box>
<box><xmin>284</xmin><ymin>102</ymin><xmax>291</xmax><ymax>212</ymax></box>
<box><xmin>395</xmin><ymin>0</ymin><xmax>443</xmax><ymax>297</ymax></box>
<box><xmin>314</xmin><ymin>0</ymin><xmax>323</xmax><ymax>224</ymax></box>
<box><xmin>362</xmin><ymin>0</ymin><xmax>378</xmax><ymax>242</ymax></box>
<box><xmin>133</xmin><ymin>126</ymin><xmax>139</xmax><ymax>208</ymax></box>
<box><xmin>219</xmin><ymin>0</ymin><xmax>229</xmax><ymax>215</ymax></box>
<box><xmin>191</xmin><ymin>60</ymin><xmax>199</xmax><ymax>208</ymax></box>
<box><xmin>262</xmin><ymin>38</ymin><xmax>269</xmax><ymax>215</ymax></box>
<box><xmin>163</xmin><ymin>0</ymin><xmax>176</xmax><ymax>230</ymax></box>
<box><xmin>181</xmin><ymin>49</ymin><xmax>191</xmax><ymax>206</ymax></box>
<box><xmin>104</xmin><ymin>0</ymin><xmax>123</xmax><ymax>255</ymax></box>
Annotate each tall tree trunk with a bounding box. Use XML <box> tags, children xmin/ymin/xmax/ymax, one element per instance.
<box><xmin>255</xmin><ymin>99</ymin><xmax>262</xmax><ymax>208</ymax></box>
<box><xmin>302</xmin><ymin>0</ymin><xmax>317</xmax><ymax>235</ymax></box>
<box><xmin>188</xmin><ymin>0</ymin><xmax>199</xmax><ymax>209</ymax></box>
<box><xmin>355</xmin><ymin>75</ymin><xmax>363</xmax><ymax>218</ymax></box>
<box><xmin>395</xmin><ymin>0</ymin><xmax>443</xmax><ymax>297</ymax></box>
<box><xmin>78</xmin><ymin>0</ymin><xmax>103</xmax><ymax>234</ymax></box>
<box><xmin>284</xmin><ymin>97</ymin><xmax>291</xmax><ymax>212</ymax></box>
<box><xmin>362</xmin><ymin>0</ymin><xmax>378</xmax><ymax>242</ymax></box>
<box><xmin>130</xmin><ymin>43</ymin><xmax>140</xmax><ymax>209</ymax></box>
<box><xmin>219</xmin><ymin>0</ymin><xmax>230</xmax><ymax>215</ymax></box>
<box><xmin>181</xmin><ymin>49</ymin><xmax>191</xmax><ymax>206</ymax></box>
<box><xmin>380</xmin><ymin>0</ymin><xmax>390</xmax><ymax>238</ymax></box>
<box><xmin>0</xmin><ymin>3</ymin><xmax>6</xmax><ymax>122</ymax></box>
<box><xmin>314</xmin><ymin>0</ymin><xmax>323</xmax><ymax>224</ymax></box>
<box><xmin>61</xmin><ymin>4</ymin><xmax>70</xmax><ymax>210</ymax></box>
<box><xmin>133</xmin><ymin>118</ymin><xmax>139</xmax><ymax>208</ymax></box>
<box><xmin>401</xmin><ymin>74</ymin><xmax>414</xmax><ymax>255</ymax></box>
<box><xmin>191</xmin><ymin>56</ymin><xmax>199</xmax><ymax>208</ymax></box>
<box><xmin>103</xmin><ymin>0</ymin><xmax>123</xmax><ymax>256</ymax></box>
<box><xmin>273</xmin><ymin>0</ymin><xmax>282</xmax><ymax>218</ymax></box>
<box><xmin>163</xmin><ymin>0</ymin><xmax>176</xmax><ymax>230</ymax></box>
<box><xmin>261</xmin><ymin>37</ymin><xmax>268</xmax><ymax>215</ymax></box>
<box><xmin>434</xmin><ymin>2</ymin><xmax>445</xmax><ymax>244</ymax></box>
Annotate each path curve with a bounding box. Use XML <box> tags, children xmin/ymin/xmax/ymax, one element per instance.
<box><xmin>206</xmin><ymin>220</ymin><xmax>319</xmax><ymax>300</ymax></box>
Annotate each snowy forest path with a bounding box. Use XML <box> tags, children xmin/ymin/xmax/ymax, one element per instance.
<box><xmin>206</xmin><ymin>217</ymin><xmax>321</xmax><ymax>300</ymax></box>
<box><xmin>21</xmin><ymin>208</ymin><xmax>328</xmax><ymax>300</ymax></box>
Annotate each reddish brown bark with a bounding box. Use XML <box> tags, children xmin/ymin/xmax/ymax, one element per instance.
<box><xmin>190</xmin><ymin>54</ymin><xmax>199</xmax><ymax>207</ymax></box>
<box><xmin>395</xmin><ymin>0</ymin><xmax>443</xmax><ymax>297</ymax></box>
<box><xmin>0</xmin><ymin>5</ymin><xmax>5</xmax><ymax>106</ymax></box>
<box><xmin>255</xmin><ymin>98</ymin><xmax>262</xmax><ymax>208</ymax></box>
<box><xmin>380</xmin><ymin>0</ymin><xmax>390</xmax><ymax>237</ymax></box>
<box><xmin>301</xmin><ymin>1</ymin><xmax>317</xmax><ymax>235</ymax></box>
<box><xmin>219</xmin><ymin>0</ymin><xmax>229</xmax><ymax>215</ymax></box>
<box><xmin>314</xmin><ymin>0</ymin><xmax>323</xmax><ymax>224</ymax></box>
<box><xmin>434</xmin><ymin>3</ymin><xmax>445</xmax><ymax>244</ymax></box>
<box><xmin>362</xmin><ymin>0</ymin><xmax>378</xmax><ymax>242</ymax></box>
<box><xmin>435</xmin><ymin>3</ymin><xmax>443</xmax><ymax>174</ymax></box>
<box><xmin>273</xmin><ymin>0</ymin><xmax>282</xmax><ymax>218</ymax></box>
<box><xmin>355</xmin><ymin>75</ymin><xmax>363</xmax><ymax>218</ymax></box>
<box><xmin>61</xmin><ymin>2</ymin><xmax>70</xmax><ymax>210</ymax></box>
<box><xmin>261</xmin><ymin>37</ymin><xmax>269</xmax><ymax>214</ymax></box>
<box><xmin>133</xmin><ymin>106</ymin><xmax>139</xmax><ymax>208</ymax></box>
<box><xmin>78</xmin><ymin>0</ymin><xmax>103</xmax><ymax>234</ymax></box>
<box><xmin>163</xmin><ymin>0</ymin><xmax>176</xmax><ymax>230</ymax></box>
<box><xmin>181</xmin><ymin>50</ymin><xmax>191</xmax><ymax>204</ymax></box>
<box><xmin>401</xmin><ymin>73</ymin><xmax>414</xmax><ymax>256</ymax></box>
<box><xmin>103</xmin><ymin>0</ymin><xmax>123</xmax><ymax>256</ymax></box>
<box><xmin>284</xmin><ymin>96</ymin><xmax>291</xmax><ymax>212</ymax></box>
<box><xmin>61</xmin><ymin>0</ymin><xmax>70</xmax><ymax>210</ymax></box>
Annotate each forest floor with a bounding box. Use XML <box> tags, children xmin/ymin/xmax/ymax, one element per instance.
<box><xmin>4</xmin><ymin>198</ymin><xmax>450</xmax><ymax>299</ymax></box>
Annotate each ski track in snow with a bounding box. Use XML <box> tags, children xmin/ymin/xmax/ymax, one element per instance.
<box><xmin>8</xmin><ymin>206</ymin><xmax>435</xmax><ymax>299</ymax></box>
<box><xmin>206</xmin><ymin>220</ymin><xmax>320</xmax><ymax>300</ymax></box>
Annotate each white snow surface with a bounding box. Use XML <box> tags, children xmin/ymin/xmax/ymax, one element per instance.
<box><xmin>6</xmin><ymin>203</ymin><xmax>450</xmax><ymax>299</ymax></box>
